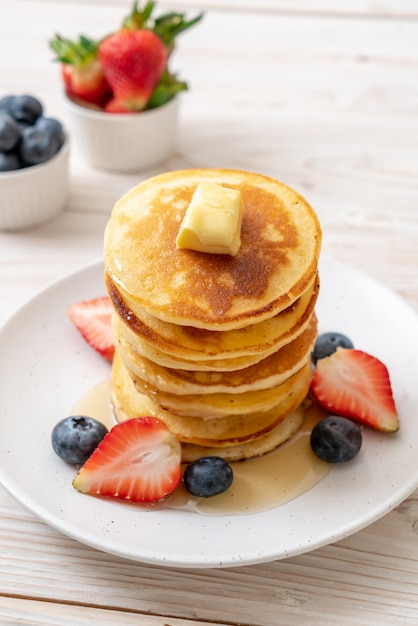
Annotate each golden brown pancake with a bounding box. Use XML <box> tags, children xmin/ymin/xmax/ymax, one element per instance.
<box><xmin>105</xmin><ymin>168</ymin><xmax>322</xmax><ymax>461</ymax></box>
<box><xmin>112</xmin><ymin>352</ymin><xmax>310</xmax><ymax>448</ymax></box>
<box><xmin>116</xmin><ymin>315</ymin><xmax>317</xmax><ymax>396</ymax></box>
<box><xmin>181</xmin><ymin>409</ymin><xmax>306</xmax><ymax>462</ymax></box>
<box><xmin>104</xmin><ymin>169</ymin><xmax>322</xmax><ymax>330</ymax></box>
<box><xmin>129</xmin><ymin>362</ymin><xmax>312</xmax><ymax>419</ymax></box>
<box><xmin>112</xmin><ymin>308</ymin><xmax>317</xmax><ymax>373</ymax></box>
<box><xmin>106</xmin><ymin>272</ymin><xmax>319</xmax><ymax>363</ymax></box>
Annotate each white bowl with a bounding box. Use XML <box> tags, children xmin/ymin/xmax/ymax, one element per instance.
<box><xmin>64</xmin><ymin>96</ymin><xmax>179</xmax><ymax>172</ymax></box>
<box><xmin>0</xmin><ymin>141</ymin><xmax>69</xmax><ymax>232</ymax></box>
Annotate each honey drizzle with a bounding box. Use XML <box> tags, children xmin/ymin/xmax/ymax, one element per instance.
<box><xmin>72</xmin><ymin>380</ymin><xmax>330</xmax><ymax>515</ymax></box>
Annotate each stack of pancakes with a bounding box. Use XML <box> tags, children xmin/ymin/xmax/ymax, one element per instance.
<box><xmin>104</xmin><ymin>169</ymin><xmax>322</xmax><ymax>462</ymax></box>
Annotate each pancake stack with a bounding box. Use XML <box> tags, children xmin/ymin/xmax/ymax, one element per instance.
<box><xmin>104</xmin><ymin>169</ymin><xmax>322</xmax><ymax>462</ymax></box>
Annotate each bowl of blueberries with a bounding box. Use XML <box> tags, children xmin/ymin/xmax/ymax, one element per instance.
<box><xmin>0</xmin><ymin>93</ymin><xmax>69</xmax><ymax>231</ymax></box>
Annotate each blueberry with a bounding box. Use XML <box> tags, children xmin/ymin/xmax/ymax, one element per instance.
<box><xmin>51</xmin><ymin>416</ymin><xmax>108</xmax><ymax>465</ymax></box>
<box><xmin>183</xmin><ymin>456</ymin><xmax>233</xmax><ymax>497</ymax></box>
<box><xmin>0</xmin><ymin>94</ymin><xmax>16</xmax><ymax>114</ymax></box>
<box><xmin>34</xmin><ymin>116</ymin><xmax>66</xmax><ymax>150</ymax></box>
<box><xmin>311</xmin><ymin>332</ymin><xmax>354</xmax><ymax>365</ymax></box>
<box><xmin>0</xmin><ymin>113</ymin><xmax>21</xmax><ymax>152</ymax></box>
<box><xmin>0</xmin><ymin>151</ymin><xmax>20</xmax><ymax>172</ymax></box>
<box><xmin>20</xmin><ymin>126</ymin><xmax>60</xmax><ymax>165</ymax></box>
<box><xmin>310</xmin><ymin>416</ymin><xmax>362</xmax><ymax>463</ymax></box>
<box><xmin>0</xmin><ymin>95</ymin><xmax>65</xmax><ymax>171</ymax></box>
<box><xmin>8</xmin><ymin>94</ymin><xmax>43</xmax><ymax>125</ymax></box>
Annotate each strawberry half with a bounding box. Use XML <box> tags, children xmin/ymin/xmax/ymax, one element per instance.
<box><xmin>311</xmin><ymin>348</ymin><xmax>399</xmax><ymax>432</ymax></box>
<box><xmin>50</xmin><ymin>34</ymin><xmax>111</xmax><ymax>107</ymax></box>
<box><xmin>73</xmin><ymin>417</ymin><xmax>182</xmax><ymax>503</ymax></box>
<box><xmin>67</xmin><ymin>296</ymin><xmax>115</xmax><ymax>362</ymax></box>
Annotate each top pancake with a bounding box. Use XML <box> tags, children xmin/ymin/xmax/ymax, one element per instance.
<box><xmin>104</xmin><ymin>169</ymin><xmax>322</xmax><ymax>330</ymax></box>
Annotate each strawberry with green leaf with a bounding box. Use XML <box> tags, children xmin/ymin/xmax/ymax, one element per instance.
<box><xmin>122</xmin><ymin>1</ymin><xmax>203</xmax><ymax>53</ymax></box>
<box><xmin>50</xmin><ymin>34</ymin><xmax>111</xmax><ymax>107</ymax></box>
<box><xmin>99</xmin><ymin>28</ymin><xmax>167</xmax><ymax>112</ymax></box>
<box><xmin>99</xmin><ymin>1</ymin><xmax>202</xmax><ymax>112</ymax></box>
<box><xmin>50</xmin><ymin>1</ymin><xmax>203</xmax><ymax>112</ymax></box>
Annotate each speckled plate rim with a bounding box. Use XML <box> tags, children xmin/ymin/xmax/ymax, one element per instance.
<box><xmin>0</xmin><ymin>256</ymin><xmax>418</xmax><ymax>569</ymax></box>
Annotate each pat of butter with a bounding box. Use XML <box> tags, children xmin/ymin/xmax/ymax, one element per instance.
<box><xmin>176</xmin><ymin>181</ymin><xmax>243</xmax><ymax>256</ymax></box>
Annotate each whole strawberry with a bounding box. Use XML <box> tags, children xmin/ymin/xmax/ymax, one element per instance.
<box><xmin>49</xmin><ymin>2</ymin><xmax>202</xmax><ymax>112</ymax></box>
<box><xmin>98</xmin><ymin>29</ymin><xmax>167</xmax><ymax>112</ymax></box>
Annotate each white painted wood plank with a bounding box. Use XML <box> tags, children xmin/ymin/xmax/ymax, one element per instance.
<box><xmin>1</xmin><ymin>486</ymin><xmax>418</xmax><ymax>625</ymax></box>
<box><xmin>0</xmin><ymin>212</ymin><xmax>109</xmax><ymax>325</ymax></box>
<box><xmin>14</xmin><ymin>0</ymin><xmax>418</xmax><ymax>19</ymax></box>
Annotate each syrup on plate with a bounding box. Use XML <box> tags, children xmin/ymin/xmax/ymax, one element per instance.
<box><xmin>72</xmin><ymin>380</ymin><xmax>330</xmax><ymax>515</ymax></box>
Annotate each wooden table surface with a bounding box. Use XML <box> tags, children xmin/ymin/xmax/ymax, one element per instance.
<box><xmin>1</xmin><ymin>1</ymin><xmax>418</xmax><ymax>624</ymax></box>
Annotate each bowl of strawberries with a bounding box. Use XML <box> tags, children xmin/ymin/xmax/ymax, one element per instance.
<box><xmin>50</xmin><ymin>1</ymin><xmax>202</xmax><ymax>172</ymax></box>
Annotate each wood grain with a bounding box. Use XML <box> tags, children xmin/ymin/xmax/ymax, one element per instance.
<box><xmin>1</xmin><ymin>487</ymin><xmax>418</xmax><ymax>624</ymax></box>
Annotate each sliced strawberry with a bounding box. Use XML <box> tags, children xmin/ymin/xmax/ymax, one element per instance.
<box><xmin>61</xmin><ymin>60</ymin><xmax>110</xmax><ymax>107</ymax></box>
<box><xmin>311</xmin><ymin>348</ymin><xmax>399</xmax><ymax>432</ymax></box>
<box><xmin>67</xmin><ymin>296</ymin><xmax>115</xmax><ymax>362</ymax></box>
<box><xmin>50</xmin><ymin>34</ymin><xmax>111</xmax><ymax>107</ymax></box>
<box><xmin>73</xmin><ymin>417</ymin><xmax>182</xmax><ymax>503</ymax></box>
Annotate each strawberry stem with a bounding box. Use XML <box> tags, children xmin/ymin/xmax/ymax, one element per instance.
<box><xmin>50</xmin><ymin>34</ymin><xmax>100</xmax><ymax>65</ymax></box>
<box><xmin>146</xmin><ymin>70</ymin><xmax>188</xmax><ymax>109</ymax></box>
<box><xmin>123</xmin><ymin>0</ymin><xmax>155</xmax><ymax>30</ymax></box>
<box><xmin>153</xmin><ymin>13</ymin><xmax>203</xmax><ymax>49</ymax></box>
<box><xmin>122</xmin><ymin>1</ymin><xmax>203</xmax><ymax>51</ymax></box>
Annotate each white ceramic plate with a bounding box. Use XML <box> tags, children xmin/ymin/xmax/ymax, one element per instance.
<box><xmin>1</xmin><ymin>257</ymin><xmax>418</xmax><ymax>568</ymax></box>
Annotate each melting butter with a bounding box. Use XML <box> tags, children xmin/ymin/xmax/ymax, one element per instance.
<box><xmin>176</xmin><ymin>181</ymin><xmax>243</xmax><ymax>256</ymax></box>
